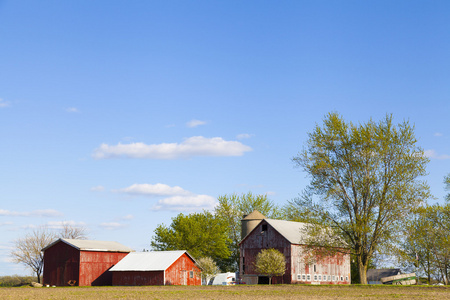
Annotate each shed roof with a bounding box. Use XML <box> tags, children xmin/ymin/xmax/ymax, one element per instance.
<box><xmin>367</xmin><ymin>269</ymin><xmax>401</xmax><ymax>281</ymax></box>
<box><xmin>42</xmin><ymin>238</ymin><xmax>134</xmax><ymax>253</ymax></box>
<box><xmin>110</xmin><ymin>250</ymin><xmax>196</xmax><ymax>272</ymax></box>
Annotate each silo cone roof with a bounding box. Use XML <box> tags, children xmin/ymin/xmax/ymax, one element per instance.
<box><xmin>243</xmin><ymin>210</ymin><xmax>266</xmax><ymax>220</ymax></box>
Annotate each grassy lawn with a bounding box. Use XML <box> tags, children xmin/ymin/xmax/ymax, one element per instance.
<box><xmin>0</xmin><ymin>284</ymin><xmax>449</xmax><ymax>299</ymax></box>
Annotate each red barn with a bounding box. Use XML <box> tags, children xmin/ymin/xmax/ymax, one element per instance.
<box><xmin>110</xmin><ymin>250</ymin><xmax>201</xmax><ymax>286</ymax></box>
<box><xmin>42</xmin><ymin>238</ymin><xmax>133</xmax><ymax>286</ymax></box>
<box><xmin>240</xmin><ymin>211</ymin><xmax>351</xmax><ymax>285</ymax></box>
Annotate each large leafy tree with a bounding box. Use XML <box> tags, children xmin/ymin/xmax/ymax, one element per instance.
<box><xmin>214</xmin><ymin>192</ymin><xmax>279</xmax><ymax>271</ymax></box>
<box><xmin>254</xmin><ymin>248</ymin><xmax>286</xmax><ymax>284</ymax></box>
<box><xmin>151</xmin><ymin>211</ymin><xmax>231</xmax><ymax>268</ymax></box>
<box><xmin>292</xmin><ymin>112</ymin><xmax>430</xmax><ymax>284</ymax></box>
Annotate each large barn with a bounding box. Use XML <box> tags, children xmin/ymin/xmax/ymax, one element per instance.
<box><xmin>42</xmin><ymin>238</ymin><xmax>133</xmax><ymax>286</ymax></box>
<box><xmin>110</xmin><ymin>250</ymin><xmax>201</xmax><ymax>286</ymax></box>
<box><xmin>240</xmin><ymin>211</ymin><xmax>351</xmax><ymax>285</ymax></box>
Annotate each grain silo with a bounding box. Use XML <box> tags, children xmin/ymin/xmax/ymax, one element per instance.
<box><xmin>241</xmin><ymin>210</ymin><xmax>266</xmax><ymax>240</ymax></box>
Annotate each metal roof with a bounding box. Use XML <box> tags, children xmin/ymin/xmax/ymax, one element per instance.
<box><xmin>367</xmin><ymin>269</ymin><xmax>401</xmax><ymax>281</ymax></box>
<box><xmin>110</xmin><ymin>251</ymin><xmax>193</xmax><ymax>272</ymax></box>
<box><xmin>242</xmin><ymin>210</ymin><xmax>266</xmax><ymax>220</ymax></box>
<box><xmin>42</xmin><ymin>238</ymin><xmax>134</xmax><ymax>253</ymax></box>
<box><xmin>265</xmin><ymin>219</ymin><xmax>308</xmax><ymax>244</ymax></box>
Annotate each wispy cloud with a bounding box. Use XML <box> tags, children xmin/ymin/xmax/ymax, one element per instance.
<box><xmin>0</xmin><ymin>99</ymin><xmax>11</xmax><ymax>108</ymax></box>
<box><xmin>0</xmin><ymin>209</ymin><xmax>63</xmax><ymax>217</ymax></box>
<box><xmin>120</xmin><ymin>214</ymin><xmax>134</xmax><ymax>220</ymax></box>
<box><xmin>117</xmin><ymin>183</ymin><xmax>217</xmax><ymax>212</ymax></box>
<box><xmin>66</xmin><ymin>107</ymin><xmax>80</xmax><ymax>113</ymax></box>
<box><xmin>236</xmin><ymin>133</ymin><xmax>254</xmax><ymax>140</ymax></box>
<box><xmin>90</xmin><ymin>185</ymin><xmax>105</xmax><ymax>192</ymax></box>
<box><xmin>99</xmin><ymin>222</ymin><xmax>127</xmax><ymax>230</ymax></box>
<box><xmin>116</xmin><ymin>183</ymin><xmax>190</xmax><ymax>196</ymax></box>
<box><xmin>46</xmin><ymin>220</ymin><xmax>86</xmax><ymax>229</ymax></box>
<box><xmin>92</xmin><ymin>136</ymin><xmax>252</xmax><ymax>160</ymax></box>
<box><xmin>186</xmin><ymin>119</ymin><xmax>207</xmax><ymax>128</ymax></box>
<box><xmin>0</xmin><ymin>222</ymin><xmax>13</xmax><ymax>226</ymax></box>
<box><xmin>152</xmin><ymin>194</ymin><xmax>217</xmax><ymax>212</ymax></box>
<box><xmin>434</xmin><ymin>132</ymin><xmax>443</xmax><ymax>137</ymax></box>
<box><xmin>424</xmin><ymin>149</ymin><xmax>450</xmax><ymax>160</ymax></box>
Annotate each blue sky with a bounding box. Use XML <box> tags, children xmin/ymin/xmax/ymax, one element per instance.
<box><xmin>1</xmin><ymin>0</ymin><xmax>449</xmax><ymax>275</ymax></box>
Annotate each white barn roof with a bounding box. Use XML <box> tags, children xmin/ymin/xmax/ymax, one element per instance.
<box><xmin>110</xmin><ymin>251</ymin><xmax>195</xmax><ymax>272</ymax></box>
<box><xmin>265</xmin><ymin>219</ymin><xmax>308</xmax><ymax>244</ymax></box>
<box><xmin>42</xmin><ymin>238</ymin><xmax>134</xmax><ymax>253</ymax></box>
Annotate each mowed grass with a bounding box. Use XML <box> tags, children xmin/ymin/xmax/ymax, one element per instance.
<box><xmin>1</xmin><ymin>284</ymin><xmax>449</xmax><ymax>300</ymax></box>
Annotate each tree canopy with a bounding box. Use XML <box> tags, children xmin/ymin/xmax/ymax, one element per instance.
<box><xmin>292</xmin><ymin>112</ymin><xmax>430</xmax><ymax>284</ymax></box>
<box><xmin>214</xmin><ymin>192</ymin><xmax>279</xmax><ymax>271</ymax></box>
<box><xmin>254</xmin><ymin>248</ymin><xmax>286</xmax><ymax>284</ymax></box>
<box><xmin>151</xmin><ymin>211</ymin><xmax>231</xmax><ymax>268</ymax></box>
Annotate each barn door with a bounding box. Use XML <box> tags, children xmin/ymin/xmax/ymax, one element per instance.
<box><xmin>181</xmin><ymin>270</ymin><xmax>187</xmax><ymax>285</ymax></box>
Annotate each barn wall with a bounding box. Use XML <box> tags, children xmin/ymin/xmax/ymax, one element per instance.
<box><xmin>79</xmin><ymin>251</ymin><xmax>129</xmax><ymax>286</ymax></box>
<box><xmin>240</xmin><ymin>220</ymin><xmax>292</xmax><ymax>284</ymax></box>
<box><xmin>112</xmin><ymin>271</ymin><xmax>164</xmax><ymax>286</ymax></box>
<box><xmin>165</xmin><ymin>253</ymin><xmax>201</xmax><ymax>285</ymax></box>
<box><xmin>43</xmin><ymin>241</ymin><xmax>80</xmax><ymax>286</ymax></box>
<box><xmin>290</xmin><ymin>245</ymin><xmax>351</xmax><ymax>284</ymax></box>
<box><xmin>240</xmin><ymin>219</ymin><xmax>351</xmax><ymax>285</ymax></box>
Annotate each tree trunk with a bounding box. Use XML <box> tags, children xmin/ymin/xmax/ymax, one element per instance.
<box><xmin>269</xmin><ymin>276</ymin><xmax>272</xmax><ymax>285</ymax></box>
<box><xmin>357</xmin><ymin>255</ymin><xmax>368</xmax><ymax>284</ymax></box>
<box><xmin>36</xmin><ymin>271</ymin><xmax>41</xmax><ymax>283</ymax></box>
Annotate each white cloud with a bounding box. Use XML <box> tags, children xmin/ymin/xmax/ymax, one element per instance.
<box><xmin>0</xmin><ymin>222</ymin><xmax>13</xmax><ymax>226</ymax></box>
<box><xmin>46</xmin><ymin>220</ymin><xmax>86</xmax><ymax>229</ymax></box>
<box><xmin>152</xmin><ymin>194</ymin><xmax>217</xmax><ymax>212</ymax></box>
<box><xmin>424</xmin><ymin>149</ymin><xmax>450</xmax><ymax>160</ymax></box>
<box><xmin>0</xmin><ymin>209</ymin><xmax>63</xmax><ymax>217</ymax></box>
<box><xmin>116</xmin><ymin>183</ymin><xmax>190</xmax><ymax>196</ymax></box>
<box><xmin>117</xmin><ymin>183</ymin><xmax>217</xmax><ymax>212</ymax></box>
<box><xmin>236</xmin><ymin>133</ymin><xmax>254</xmax><ymax>140</ymax></box>
<box><xmin>121</xmin><ymin>214</ymin><xmax>134</xmax><ymax>220</ymax></box>
<box><xmin>99</xmin><ymin>222</ymin><xmax>127</xmax><ymax>230</ymax></box>
<box><xmin>92</xmin><ymin>136</ymin><xmax>252</xmax><ymax>160</ymax></box>
<box><xmin>0</xmin><ymin>99</ymin><xmax>11</xmax><ymax>108</ymax></box>
<box><xmin>66</xmin><ymin>107</ymin><xmax>80</xmax><ymax>113</ymax></box>
<box><xmin>90</xmin><ymin>185</ymin><xmax>105</xmax><ymax>192</ymax></box>
<box><xmin>186</xmin><ymin>119</ymin><xmax>207</xmax><ymax>128</ymax></box>
<box><xmin>434</xmin><ymin>132</ymin><xmax>443</xmax><ymax>137</ymax></box>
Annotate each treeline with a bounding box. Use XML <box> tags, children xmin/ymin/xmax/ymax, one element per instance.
<box><xmin>0</xmin><ymin>275</ymin><xmax>35</xmax><ymax>287</ymax></box>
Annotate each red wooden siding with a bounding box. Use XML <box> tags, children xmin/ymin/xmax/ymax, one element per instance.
<box><xmin>240</xmin><ymin>219</ymin><xmax>351</xmax><ymax>285</ymax></box>
<box><xmin>79</xmin><ymin>251</ymin><xmax>129</xmax><ymax>286</ymax></box>
<box><xmin>112</xmin><ymin>271</ymin><xmax>164</xmax><ymax>286</ymax></box>
<box><xmin>112</xmin><ymin>253</ymin><xmax>201</xmax><ymax>286</ymax></box>
<box><xmin>165</xmin><ymin>253</ymin><xmax>201</xmax><ymax>285</ymax></box>
<box><xmin>43</xmin><ymin>241</ymin><xmax>80</xmax><ymax>286</ymax></box>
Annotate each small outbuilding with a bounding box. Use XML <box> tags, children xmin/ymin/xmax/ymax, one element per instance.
<box><xmin>110</xmin><ymin>250</ymin><xmax>201</xmax><ymax>286</ymax></box>
<box><xmin>42</xmin><ymin>238</ymin><xmax>133</xmax><ymax>286</ymax></box>
<box><xmin>367</xmin><ymin>269</ymin><xmax>401</xmax><ymax>284</ymax></box>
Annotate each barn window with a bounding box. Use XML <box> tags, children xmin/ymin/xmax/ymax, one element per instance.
<box><xmin>332</xmin><ymin>275</ymin><xmax>335</xmax><ymax>281</ymax></box>
<box><xmin>190</xmin><ymin>271</ymin><xmax>193</xmax><ymax>278</ymax></box>
<box><xmin>340</xmin><ymin>276</ymin><xmax>343</xmax><ymax>281</ymax></box>
<box><xmin>307</xmin><ymin>274</ymin><xmax>311</xmax><ymax>281</ymax></box>
<box><xmin>302</xmin><ymin>274</ymin><xmax>306</xmax><ymax>281</ymax></box>
<box><xmin>313</xmin><ymin>265</ymin><xmax>316</xmax><ymax>272</ymax></box>
<box><xmin>297</xmin><ymin>274</ymin><xmax>301</xmax><ymax>280</ymax></box>
<box><xmin>313</xmin><ymin>274</ymin><xmax>317</xmax><ymax>281</ymax></box>
<box><xmin>318</xmin><ymin>274</ymin><xmax>322</xmax><ymax>281</ymax></box>
<box><xmin>328</xmin><ymin>275</ymin><xmax>331</xmax><ymax>281</ymax></box>
<box><xmin>262</xmin><ymin>224</ymin><xmax>267</xmax><ymax>232</ymax></box>
<box><xmin>345</xmin><ymin>276</ymin><xmax>348</xmax><ymax>281</ymax></box>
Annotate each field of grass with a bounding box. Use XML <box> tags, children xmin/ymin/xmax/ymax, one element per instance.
<box><xmin>0</xmin><ymin>284</ymin><xmax>449</xmax><ymax>299</ymax></box>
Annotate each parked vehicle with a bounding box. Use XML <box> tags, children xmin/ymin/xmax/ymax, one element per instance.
<box><xmin>210</xmin><ymin>272</ymin><xmax>237</xmax><ymax>285</ymax></box>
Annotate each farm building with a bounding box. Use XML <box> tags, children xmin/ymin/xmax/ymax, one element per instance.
<box><xmin>110</xmin><ymin>250</ymin><xmax>201</xmax><ymax>286</ymax></box>
<box><xmin>42</xmin><ymin>238</ymin><xmax>133</xmax><ymax>286</ymax></box>
<box><xmin>240</xmin><ymin>210</ymin><xmax>351</xmax><ymax>285</ymax></box>
<box><xmin>367</xmin><ymin>269</ymin><xmax>401</xmax><ymax>284</ymax></box>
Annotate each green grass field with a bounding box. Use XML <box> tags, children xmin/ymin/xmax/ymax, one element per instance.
<box><xmin>0</xmin><ymin>284</ymin><xmax>449</xmax><ymax>300</ymax></box>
